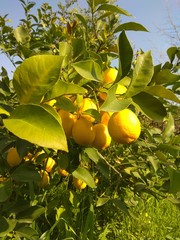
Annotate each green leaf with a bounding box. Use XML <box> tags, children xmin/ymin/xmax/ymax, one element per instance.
<box><xmin>162</xmin><ymin>113</ymin><xmax>175</xmax><ymax>142</ymax></box>
<box><xmin>116</xmin><ymin>30</ymin><xmax>133</xmax><ymax>80</ymax></box>
<box><xmin>132</xmin><ymin>92</ymin><xmax>167</xmax><ymax>121</ymax></box>
<box><xmin>59</xmin><ymin>42</ymin><xmax>72</xmax><ymax>68</ymax></box>
<box><xmin>96</xmin><ymin>197</ymin><xmax>110</xmax><ymax>207</ymax></box>
<box><xmin>153</xmin><ymin>69</ymin><xmax>180</xmax><ymax>84</ymax></box>
<box><xmin>168</xmin><ymin>167</ymin><xmax>180</xmax><ymax>194</ymax></box>
<box><xmin>100</xmin><ymin>84</ymin><xmax>132</xmax><ymax>112</ymax></box>
<box><xmin>0</xmin><ymin>216</ymin><xmax>17</xmax><ymax>237</ymax></box>
<box><xmin>44</xmin><ymin>80</ymin><xmax>87</xmax><ymax>100</ymax></box>
<box><xmin>145</xmin><ymin>85</ymin><xmax>180</xmax><ymax>104</ymax></box>
<box><xmin>167</xmin><ymin>46</ymin><xmax>178</xmax><ymax>63</ymax></box>
<box><xmin>17</xmin><ymin>206</ymin><xmax>45</xmax><ymax>223</ymax></box>
<box><xmin>16</xmin><ymin>226</ymin><xmax>39</xmax><ymax>240</ymax></box>
<box><xmin>0</xmin><ymin>178</ymin><xmax>12</xmax><ymax>202</ymax></box>
<box><xmin>72</xmin><ymin>166</ymin><xmax>96</xmax><ymax>189</ymax></box>
<box><xmin>75</xmin><ymin>13</ymin><xmax>87</xmax><ymax>29</ymax></box>
<box><xmin>72</xmin><ymin>60</ymin><xmax>102</xmax><ymax>81</ymax></box>
<box><xmin>94</xmin><ymin>0</ymin><xmax>108</xmax><ymax>7</ymax></box>
<box><xmin>96</xmin><ymin>4</ymin><xmax>133</xmax><ymax>16</ymax></box>
<box><xmin>114</xmin><ymin>22</ymin><xmax>148</xmax><ymax>33</ymax></box>
<box><xmin>11</xmin><ymin>164</ymin><xmax>41</xmax><ymax>182</ymax></box>
<box><xmin>3</xmin><ymin>104</ymin><xmax>68</xmax><ymax>151</ymax></box>
<box><xmin>14</xmin><ymin>25</ymin><xmax>30</xmax><ymax>44</ymax></box>
<box><xmin>158</xmin><ymin>144</ymin><xmax>180</xmax><ymax>157</ymax></box>
<box><xmin>13</xmin><ymin>55</ymin><xmax>63</xmax><ymax>104</ymax></box>
<box><xmin>0</xmin><ymin>106</ymin><xmax>10</xmax><ymax>116</ymax></box>
<box><xmin>112</xmin><ymin>199</ymin><xmax>129</xmax><ymax>215</ymax></box>
<box><xmin>125</xmin><ymin>51</ymin><xmax>154</xmax><ymax>98</ymax></box>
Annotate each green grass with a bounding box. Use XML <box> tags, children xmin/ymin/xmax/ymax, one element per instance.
<box><xmin>98</xmin><ymin>196</ymin><xmax>180</xmax><ymax>240</ymax></box>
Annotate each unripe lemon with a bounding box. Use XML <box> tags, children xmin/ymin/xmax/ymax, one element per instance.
<box><xmin>38</xmin><ymin>170</ymin><xmax>50</xmax><ymax>187</ymax></box>
<box><xmin>57</xmin><ymin>167</ymin><xmax>69</xmax><ymax>177</ymax></box>
<box><xmin>72</xmin><ymin>117</ymin><xmax>95</xmax><ymax>146</ymax></box>
<box><xmin>7</xmin><ymin>147</ymin><xmax>22</xmax><ymax>167</ymax></box>
<box><xmin>102</xmin><ymin>68</ymin><xmax>118</xmax><ymax>83</ymax></box>
<box><xmin>79</xmin><ymin>98</ymin><xmax>97</xmax><ymax>122</ymax></box>
<box><xmin>44</xmin><ymin>157</ymin><xmax>56</xmax><ymax>173</ymax></box>
<box><xmin>93</xmin><ymin>123</ymin><xmax>111</xmax><ymax>150</ymax></box>
<box><xmin>108</xmin><ymin>109</ymin><xmax>141</xmax><ymax>144</ymax></box>
<box><xmin>73</xmin><ymin>177</ymin><xmax>87</xmax><ymax>190</ymax></box>
<box><xmin>58</xmin><ymin>109</ymin><xmax>76</xmax><ymax>138</ymax></box>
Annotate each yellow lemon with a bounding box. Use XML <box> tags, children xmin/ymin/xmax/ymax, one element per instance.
<box><xmin>44</xmin><ymin>157</ymin><xmax>56</xmax><ymax>173</ymax></box>
<box><xmin>43</xmin><ymin>99</ymin><xmax>57</xmax><ymax>106</ymax></box>
<box><xmin>116</xmin><ymin>84</ymin><xmax>127</xmax><ymax>95</ymax></box>
<box><xmin>57</xmin><ymin>167</ymin><xmax>69</xmax><ymax>177</ymax></box>
<box><xmin>108</xmin><ymin>109</ymin><xmax>141</xmax><ymax>144</ymax></box>
<box><xmin>38</xmin><ymin>170</ymin><xmax>50</xmax><ymax>187</ymax></box>
<box><xmin>93</xmin><ymin>123</ymin><xmax>111</xmax><ymax>150</ymax></box>
<box><xmin>72</xmin><ymin>117</ymin><xmax>95</xmax><ymax>146</ymax></box>
<box><xmin>7</xmin><ymin>147</ymin><xmax>22</xmax><ymax>167</ymax></box>
<box><xmin>102</xmin><ymin>68</ymin><xmax>118</xmax><ymax>84</ymax></box>
<box><xmin>73</xmin><ymin>177</ymin><xmax>87</xmax><ymax>190</ymax></box>
<box><xmin>101</xmin><ymin>111</ymin><xmax>111</xmax><ymax>126</ymax></box>
<box><xmin>58</xmin><ymin>109</ymin><xmax>76</xmax><ymax>138</ymax></box>
<box><xmin>79</xmin><ymin>98</ymin><xmax>97</xmax><ymax>122</ymax></box>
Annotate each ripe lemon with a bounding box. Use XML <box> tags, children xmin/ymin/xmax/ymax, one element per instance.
<box><xmin>101</xmin><ymin>111</ymin><xmax>111</xmax><ymax>125</ymax></box>
<box><xmin>73</xmin><ymin>177</ymin><xmax>87</xmax><ymax>190</ymax></box>
<box><xmin>108</xmin><ymin>109</ymin><xmax>141</xmax><ymax>144</ymax></box>
<box><xmin>7</xmin><ymin>147</ymin><xmax>22</xmax><ymax>167</ymax></box>
<box><xmin>79</xmin><ymin>98</ymin><xmax>97</xmax><ymax>122</ymax></box>
<box><xmin>58</xmin><ymin>109</ymin><xmax>76</xmax><ymax>138</ymax></box>
<box><xmin>57</xmin><ymin>167</ymin><xmax>69</xmax><ymax>177</ymax></box>
<box><xmin>72</xmin><ymin>117</ymin><xmax>95</xmax><ymax>146</ymax></box>
<box><xmin>38</xmin><ymin>170</ymin><xmax>50</xmax><ymax>187</ymax></box>
<box><xmin>93</xmin><ymin>123</ymin><xmax>111</xmax><ymax>150</ymax></box>
<box><xmin>44</xmin><ymin>157</ymin><xmax>56</xmax><ymax>173</ymax></box>
<box><xmin>102</xmin><ymin>68</ymin><xmax>118</xmax><ymax>83</ymax></box>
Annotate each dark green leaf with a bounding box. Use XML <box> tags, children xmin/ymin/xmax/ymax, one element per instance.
<box><xmin>16</xmin><ymin>226</ymin><xmax>39</xmax><ymax>240</ymax></box>
<box><xmin>75</xmin><ymin>14</ymin><xmax>87</xmax><ymax>29</ymax></box>
<box><xmin>17</xmin><ymin>206</ymin><xmax>45</xmax><ymax>223</ymax></box>
<box><xmin>168</xmin><ymin>167</ymin><xmax>180</xmax><ymax>194</ymax></box>
<box><xmin>114</xmin><ymin>22</ymin><xmax>148</xmax><ymax>33</ymax></box>
<box><xmin>3</xmin><ymin>104</ymin><xmax>68</xmax><ymax>151</ymax></box>
<box><xmin>0</xmin><ymin>178</ymin><xmax>12</xmax><ymax>202</ymax></box>
<box><xmin>96</xmin><ymin>197</ymin><xmax>110</xmax><ymax>207</ymax></box>
<box><xmin>158</xmin><ymin>144</ymin><xmax>180</xmax><ymax>157</ymax></box>
<box><xmin>0</xmin><ymin>216</ymin><xmax>17</xmax><ymax>237</ymax></box>
<box><xmin>72</xmin><ymin>166</ymin><xmax>96</xmax><ymax>188</ymax></box>
<box><xmin>125</xmin><ymin>51</ymin><xmax>154</xmax><ymax>98</ymax></box>
<box><xmin>132</xmin><ymin>92</ymin><xmax>167</xmax><ymax>121</ymax></box>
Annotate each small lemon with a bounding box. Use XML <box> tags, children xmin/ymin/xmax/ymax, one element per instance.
<box><xmin>93</xmin><ymin>123</ymin><xmax>111</xmax><ymax>150</ymax></box>
<box><xmin>38</xmin><ymin>170</ymin><xmax>50</xmax><ymax>187</ymax></box>
<box><xmin>108</xmin><ymin>109</ymin><xmax>141</xmax><ymax>144</ymax></box>
<box><xmin>73</xmin><ymin>177</ymin><xmax>87</xmax><ymax>190</ymax></box>
<box><xmin>72</xmin><ymin>117</ymin><xmax>95</xmax><ymax>146</ymax></box>
<box><xmin>102</xmin><ymin>68</ymin><xmax>118</xmax><ymax>84</ymax></box>
<box><xmin>44</xmin><ymin>157</ymin><xmax>56</xmax><ymax>173</ymax></box>
<box><xmin>7</xmin><ymin>147</ymin><xmax>22</xmax><ymax>167</ymax></box>
<box><xmin>57</xmin><ymin>167</ymin><xmax>69</xmax><ymax>177</ymax></box>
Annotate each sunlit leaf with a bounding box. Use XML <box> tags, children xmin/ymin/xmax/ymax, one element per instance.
<box><xmin>96</xmin><ymin>4</ymin><xmax>133</xmax><ymax>16</ymax></box>
<box><xmin>114</xmin><ymin>22</ymin><xmax>148</xmax><ymax>33</ymax></box>
<box><xmin>3</xmin><ymin>104</ymin><xmax>68</xmax><ymax>151</ymax></box>
<box><xmin>72</xmin><ymin>166</ymin><xmax>96</xmax><ymax>188</ymax></box>
<box><xmin>0</xmin><ymin>178</ymin><xmax>12</xmax><ymax>202</ymax></box>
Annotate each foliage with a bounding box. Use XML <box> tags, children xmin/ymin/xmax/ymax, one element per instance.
<box><xmin>0</xmin><ymin>0</ymin><xmax>180</xmax><ymax>238</ymax></box>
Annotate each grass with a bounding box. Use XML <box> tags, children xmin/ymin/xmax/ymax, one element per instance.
<box><xmin>98</xmin><ymin>196</ymin><xmax>180</xmax><ymax>240</ymax></box>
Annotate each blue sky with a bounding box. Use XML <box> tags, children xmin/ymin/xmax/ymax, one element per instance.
<box><xmin>0</xmin><ymin>0</ymin><xmax>179</xmax><ymax>78</ymax></box>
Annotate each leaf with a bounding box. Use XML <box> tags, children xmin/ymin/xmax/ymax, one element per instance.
<box><xmin>153</xmin><ymin>69</ymin><xmax>180</xmax><ymax>84</ymax></box>
<box><xmin>72</xmin><ymin>166</ymin><xmax>96</xmax><ymax>188</ymax></box>
<box><xmin>11</xmin><ymin>164</ymin><xmax>41</xmax><ymax>182</ymax></box>
<box><xmin>96</xmin><ymin>4</ymin><xmax>133</xmax><ymax>16</ymax></box>
<box><xmin>167</xmin><ymin>46</ymin><xmax>178</xmax><ymax>63</ymax></box>
<box><xmin>125</xmin><ymin>51</ymin><xmax>154</xmax><ymax>98</ymax></box>
<box><xmin>0</xmin><ymin>216</ymin><xmax>17</xmax><ymax>237</ymax></box>
<box><xmin>168</xmin><ymin>167</ymin><xmax>180</xmax><ymax>194</ymax></box>
<box><xmin>16</xmin><ymin>206</ymin><xmax>45</xmax><ymax>223</ymax></box>
<box><xmin>0</xmin><ymin>178</ymin><xmax>12</xmax><ymax>202</ymax></box>
<box><xmin>0</xmin><ymin>106</ymin><xmax>10</xmax><ymax>116</ymax></box>
<box><xmin>114</xmin><ymin>22</ymin><xmax>148</xmax><ymax>33</ymax></box>
<box><xmin>96</xmin><ymin>197</ymin><xmax>110</xmax><ymax>207</ymax></box>
<box><xmin>44</xmin><ymin>80</ymin><xmax>87</xmax><ymax>101</ymax></box>
<box><xmin>72</xmin><ymin>60</ymin><xmax>102</xmax><ymax>81</ymax></box>
<box><xmin>116</xmin><ymin>30</ymin><xmax>133</xmax><ymax>80</ymax></box>
<box><xmin>13</xmin><ymin>55</ymin><xmax>63</xmax><ymax>104</ymax></box>
<box><xmin>3</xmin><ymin>104</ymin><xmax>68</xmax><ymax>151</ymax></box>
<box><xmin>75</xmin><ymin>13</ymin><xmax>87</xmax><ymax>29</ymax></box>
<box><xmin>145</xmin><ymin>85</ymin><xmax>180</xmax><ymax>104</ymax></box>
<box><xmin>158</xmin><ymin>144</ymin><xmax>180</xmax><ymax>157</ymax></box>
<box><xmin>14</xmin><ymin>25</ymin><xmax>30</xmax><ymax>44</ymax></box>
<box><xmin>132</xmin><ymin>92</ymin><xmax>167</xmax><ymax>121</ymax></box>
<box><xmin>112</xmin><ymin>199</ymin><xmax>129</xmax><ymax>215</ymax></box>
<box><xmin>162</xmin><ymin>113</ymin><xmax>175</xmax><ymax>142</ymax></box>
<box><xmin>59</xmin><ymin>42</ymin><xmax>72</xmax><ymax>68</ymax></box>
<box><xmin>100</xmin><ymin>84</ymin><xmax>132</xmax><ymax>112</ymax></box>
<box><xmin>16</xmin><ymin>226</ymin><xmax>39</xmax><ymax>240</ymax></box>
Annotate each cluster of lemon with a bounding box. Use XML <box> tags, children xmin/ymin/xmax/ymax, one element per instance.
<box><xmin>6</xmin><ymin>147</ymin><xmax>87</xmax><ymax>189</ymax></box>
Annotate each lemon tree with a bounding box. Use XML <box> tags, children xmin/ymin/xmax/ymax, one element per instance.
<box><xmin>0</xmin><ymin>0</ymin><xmax>179</xmax><ymax>239</ymax></box>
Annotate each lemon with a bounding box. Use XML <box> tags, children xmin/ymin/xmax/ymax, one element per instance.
<box><xmin>58</xmin><ymin>109</ymin><xmax>76</xmax><ymax>138</ymax></box>
<box><xmin>43</xmin><ymin>99</ymin><xmax>57</xmax><ymax>106</ymax></box>
<box><xmin>72</xmin><ymin>117</ymin><xmax>95</xmax><ymax>146</ymax></box>
<box><xmin>101</xmin><ymin>111</ymin><xmax>111</xmax><ymax>125</ymax></box>
<box><xmin>7</xmin><ymin>147</ymin><xmax>22</xmax><ymax>167</ymax></box>
<box><xmin>44</xmin><ymin>157</ymin><xmax>56</xmax><ymax>173</ymax></box>
<box><xmin>93</xmin><ymin>123</ymin><xmax>111</xmax><ymax>150</ymax></box>
<box><xmin>108</xmin><ymin>109</ymin><xmax>141</xmax><ymax>144</ymax></box>
<box><xmin>116</xmin><ymin>84</ymin><xmax>127</xmax><ymax>95</ymax></box>
<box><xmin>38</xmin><ymin>170</ymin><xmax>50</xmax><ymax>187</ymax></box>
<box><xmin>73</xmin><ymin>177</ymin><xmax>87</xmax><ymax>190</ymax></box>
<box><xmin>57</xmin><ymin>167</ymin><xmax>69</xmax><ymax>177</ymax></box>
<box><xmin>79</xmin><ymin>98</ymin><xmax>97</xmax><ymax>122</ymax></box>
<box><xmin>102</xmin><ymin>68</ymin><xmax>118</xmax><ymax>83</ymax></box>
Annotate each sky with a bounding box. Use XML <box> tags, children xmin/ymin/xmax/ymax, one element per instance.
<box><xmin>0</xmin><ymin>0</ymin><xmax>179</xmax><ymax>78</ymax></box>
